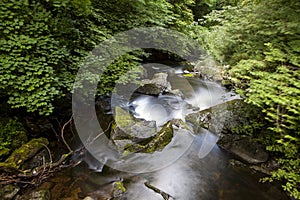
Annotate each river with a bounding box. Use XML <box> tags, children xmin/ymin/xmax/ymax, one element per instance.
<box><xmin>37</xmin><ymin>63</ymin><xmax>288</xmax><ymax>200</ymax></box>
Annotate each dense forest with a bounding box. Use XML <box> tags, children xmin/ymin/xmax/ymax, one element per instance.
<box><xmin>0</xmin><ymin>0</ymin><xmax>299</xmax><ymax>199</ymax></box>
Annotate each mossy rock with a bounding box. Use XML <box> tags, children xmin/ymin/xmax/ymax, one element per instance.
<box><xmin>218</xmin><ymin>135</ymin><xmax>269</xmax><ymax>164</ymax></box>
<box><xmin>5</xmin><ymin>138</ymin><xmax>49</xmax><ymax>168</ymax></box>
<box><xmin>114</xmin><ymin>106</ymin><xmax>135</xmax><ymax>131</ymax></box>
<box><xmin>113</xmin><ymin>181</ymin><xmax>126</xmax><ymax>198</ymax></box>
<box><xmin>17</xmin><ymin>189</ymin><xmax>50</xmax><ymax>200</ymax></box>
<box><xmin>0</xmin><ymin>162</ymin><xmax>21</xmax><ymax>174</ymax></box>
<box><xmin>111</xmin><ymin>107</ymin><xmax>157</xmax><ymax>150</ymax></box>
<box><xmin>125</xmin><ymin>121</ymin><xmax>173</xmax><ymax>153</ymax></box>
<box><xmin>185</xmin><ymin>99</ymin><xmax>262</xmax><ymax>135</ymax></box>
<box><xmin>135</xmin><ymin>83</ymin><xmax>163</xmax><ymax>96</ymax></box>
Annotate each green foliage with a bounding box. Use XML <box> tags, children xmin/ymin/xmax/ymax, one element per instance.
<box><xmin>204</xmin><ymin>0</ymin><xmax>300</xmax><ymax>198</ymax></box>
<box><xmin>0</xmin><ymin>119</ymin><xmax>28</xmax><ymax>151</ymax></box>
<box><xmin>0</xmin><ymin>0</ymin><xmax>100</xmax><ymax>115</ymax></box>
<box><xmin>98</xmin><ymin>53</ymin><xmax>144</xmax><ymax>95</ymax></box>
<box><xmin>0</xmin><ymin>0</ymin><xmax>198</xmax><ymax>115</ymax></box>
<box><xmin>0</xmin><ymin>1</ymin><xmax>65</xmax><ymax>115</ymax></box>
<box><xmin>91</xmin><ymin>0</ymin><xmax>174</xmax><ymax>32</ymax></box>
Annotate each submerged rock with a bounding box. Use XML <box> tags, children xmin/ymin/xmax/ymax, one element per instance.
<box><xmin>145</xmin><ymin>182</ymin><xmax>175</xmax><ymax>200</ymax></box>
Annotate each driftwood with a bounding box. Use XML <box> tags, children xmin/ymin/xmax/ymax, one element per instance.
<box><xmin>144</xmin><ymin>182</ymin><xmax>175</xmax><ymax>200</ymax></box>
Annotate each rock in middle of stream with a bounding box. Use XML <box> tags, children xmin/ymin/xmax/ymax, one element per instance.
<box><xmin>110</xmin><ymin>106</ymin><xmax>174</xmax><ymax>154</ymax></box>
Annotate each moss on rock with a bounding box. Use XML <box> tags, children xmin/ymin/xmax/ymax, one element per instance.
<box><xmin>185</xmin><ymin>99</ymin><xmax>263</xmax><ymax>136</ymax></box>
<box><xmin>112</xmin><ymin>181</ymin><xmax>126</xmax><ymax>198</ymax></box>
<box><xmin>5</xmin><ymin>138</ymin><xmax>49</xmax><ymax>168</ymax></box>
<box><xmin>125</xmin><ymin>121</ymin><xmax>173</xmax><ymax>153</ymax></box>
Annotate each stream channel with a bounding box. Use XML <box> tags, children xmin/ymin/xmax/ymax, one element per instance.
<box><xmin>37</xmin><ymin>63</ymin><xmax>288</xmax><ymax>200</ymax></box>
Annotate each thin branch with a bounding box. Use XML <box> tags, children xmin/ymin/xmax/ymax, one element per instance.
<box><xmin>40</xmin><ymin>143</ymin><xmax>53</xmax><ymax>165</ymax></box>
<box><xmin>61</xmin><ymin>115</ymin><xmax>73</xmax><ymax>153</ymax></box>
<box><xmin>85</xmin><ymin>120</ymin><xmax>113</xmax><ymax>146</ymax></box>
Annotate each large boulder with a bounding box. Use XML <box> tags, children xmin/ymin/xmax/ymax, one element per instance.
<box><xmin>136</xmin><ymin>72</ymin><xmax>172</xmax><ymax>95</ymax></box>
<box><xmin>193</xmin><ymin>62</ymin><xmax>223</xmax><ymax>82</ymax></box>
<box><xmin>5</xmin><ymin>138</ymin><xmax>49</xmax><ymax>168</ymax></box>
<box><xmin>185</xmin><ymin>99</ymin><xmax>268</xmax><ymax>164</ymax></box>
<box><xmin>218</xmin><ymin>135</ymin><xmax>269</xmax><ymax>164</ymax></box>
<box><xmin>110</xmin><ymin>106</ymin><xmax>174</xmax><ymax>153</ymax></box>
<box><xmin>125</xmin><ymin>121</ymin><xmax>173</xmax><ymax>153</ymax></box>
<box><xmin>111</xmin><ymin>106</ymin><xmax>157</xmax><ymax>150</ymax></box>
<box><xmin>185</xmin><ymin>99</ymin><xmax>261</xmax><ymax>135</ymax></box>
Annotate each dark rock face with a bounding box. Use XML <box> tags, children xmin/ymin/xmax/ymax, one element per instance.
<box><xmin>185</xmin><ymin>99</ymin><xmax>262</xmax><ymax>135</ymax></box>
<box><xmin>185</xmin><ymin>99</ymin><xmax>268</xmax><ymax>164</ymax></box>
<box><xmin>218</xmin><ymin>135</ymin><xmax>269</xmax><ymax>164</ymax></box>
<box><xmin>136</xmin><ymin>83</ymin><xmax>163</xmax><ymax>96</ymax></box>
<box><xmin>135</xmin><ymin>72</ymin><xmax>172</xmax><ymax>96</ymax></box>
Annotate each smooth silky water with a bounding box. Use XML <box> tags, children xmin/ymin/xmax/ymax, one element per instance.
<box><xmin>43</xmin><ymin>64</ymin><xmax>288</xmax><ymax>200</ymax></box>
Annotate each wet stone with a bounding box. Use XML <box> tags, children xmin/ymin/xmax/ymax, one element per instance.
<box><xmin>0</xmin><ymin>184</ymin><xmax>20</xmax><ymax>200</ymax></box>
<box><xmin>16</xmin><ymin>189</ymin><xmax>50</xmax><ymax>200</ymax></box>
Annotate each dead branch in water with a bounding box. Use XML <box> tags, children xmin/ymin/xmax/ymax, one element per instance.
<box><xmin>144</xmin><ymin>182</ymin><xmax>175</xmax><ymax>200</ymax></box>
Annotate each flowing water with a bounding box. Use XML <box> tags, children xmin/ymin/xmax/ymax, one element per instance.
<box><xmin>40</xmin><ymin>64</ymin><xmax>288</xmax><ymax>200</ymax></box>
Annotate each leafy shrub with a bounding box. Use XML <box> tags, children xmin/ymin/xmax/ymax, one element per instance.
<box><xmin>0</xmin><ymin>119</ymin><xmax>28</xmax><ymax>151</ymax></box>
